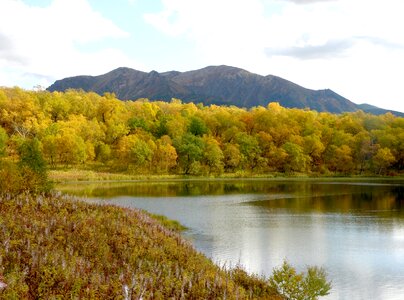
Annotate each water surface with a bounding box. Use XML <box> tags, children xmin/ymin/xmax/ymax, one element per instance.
<box><xmin>58</xmin><ymin>179</ymin><xmax>404</xmax><ymax>300</ymax></box>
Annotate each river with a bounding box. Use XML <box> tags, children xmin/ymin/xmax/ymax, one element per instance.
<box><xmin>58</xmin><ymin>178</ymin><xmax>404</xmax><ymax>300</ymax></box>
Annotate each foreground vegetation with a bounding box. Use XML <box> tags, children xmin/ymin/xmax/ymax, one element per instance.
<box><xmin>0</xmin><ymin>87</ymin><xmax>403</xmax><ymax>177</ymax></box>
<box><xmin>0</xmin><ymin>192</ymin><xmax>331</xmax><ymax>299</ymax></box>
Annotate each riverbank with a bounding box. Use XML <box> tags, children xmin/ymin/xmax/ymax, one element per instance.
<box><xmin>49</xmin><ymin>168</ymin><xmax>404</xmax><ymax>184</ymax></box>
<box><xmin>0</xmin><ymin>192</ymin><xmax>282</xmax><ymax>299</ymax></box>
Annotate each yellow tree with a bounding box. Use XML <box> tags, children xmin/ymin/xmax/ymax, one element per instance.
<box><xmin>203</xmin><ymin>137</ymin><xmax>224</xmax><ymax>174</ymax></box>
<box><xmin>303</xmin><ymin>134</ymin><xmax>325</xmax><ymax>170</ymax></box>
<box><xmin>153</xmin><ymin>136</ymin><xmax>178</xmax><ymax>174</ymax></box>
<box><xmin>0</xmin><ymin>127</ymin><xmax>8</xmax><ymax>158</ymax></box>
<box><xmin>54</xmin><ymin>133</ymin><xmax>87</xmax><ymax>166</ymax></box>
<box><xmin>373</xmin><ymin>148</ymin><xmax>396</xmax><ymax>174</ymax></box>
<box><xmin>328</xmin><ymin>145</ymin><xmax>354</xmax><ymax>174</ymax></box>
<box><xmin>223</xmin><ymin>143</ymin><xmax>241</xmax><ymax>172</ymax></box>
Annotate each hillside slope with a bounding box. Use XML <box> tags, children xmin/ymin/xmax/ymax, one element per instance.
<box><xmin>48</xmin><ymin>65</ymin><xmax>403</xmax><ymax>116</ymax></box>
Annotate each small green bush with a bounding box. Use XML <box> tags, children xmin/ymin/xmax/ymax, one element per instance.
<box><xmin>269</xmin><ymin>261</ymin><xmax>331</xmax><ymax>300</ymax></box>
<box><xmin>0</xmin><ymin>138</ymin><xmax>52</xmax><ymax>195</ymax></box>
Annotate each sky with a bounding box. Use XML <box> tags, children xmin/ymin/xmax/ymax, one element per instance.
<box><xmin>1</xmin><ymin>0</ymin><xmax>404</xmax><ymax>113</ymax></box>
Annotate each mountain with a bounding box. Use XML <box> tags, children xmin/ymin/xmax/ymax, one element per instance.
<box><xmin>356</xmin><ymin>103</ymin><xmax>403</xmax><ymax>117</ymax></box>
<box><xmin>47</xmin><ymin>65</ymin><xmax>403</xmax><ymax>116</ymax></box>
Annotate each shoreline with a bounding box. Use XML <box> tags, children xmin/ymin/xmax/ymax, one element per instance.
<box><xmin>50</xmin><ymin>169</ymin><xmax>404</xmax><ymax>184</ymax></box>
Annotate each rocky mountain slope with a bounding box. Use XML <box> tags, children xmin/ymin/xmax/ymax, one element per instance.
<box><xmin>47</xmin><ymin>65</ymin><xmax>403</xmax><ymax>116</ymax></box>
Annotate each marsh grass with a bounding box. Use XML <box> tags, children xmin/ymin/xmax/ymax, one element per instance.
<box><xmin>49</xmin><ymin>169</ymin><xmax>184</xmax><ymax>183</ymax></box>
<box><xmin>0</xmin><ymin>192</ymin><xmax>281</xmax><ymax>299</ymax></box>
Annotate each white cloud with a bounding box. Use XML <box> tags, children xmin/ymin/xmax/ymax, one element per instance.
<box><xmin>144</xmin><ymin>0</ymin><xmax>269</xmax><ymax>68</ymax></box>
<box><xmin>2</xmin><ymin>0</ymin><xmax>404</xmax><ymax>113</ymax></box>
<box><xmin>282</xmin><ymin>0</ymin><xmax>337</xmax><ymax>4</ymax></box>
<box><xmin>0</xmin><ymin>0</ymin><xmax>137</xmax><ymax>88</ymax></box>
<box><xmin>145</xmin><ymin>0</ymin><xmax>404</xmax><ymax>112</ymax></box>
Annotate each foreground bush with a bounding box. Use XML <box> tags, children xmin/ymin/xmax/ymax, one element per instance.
<box><xmin>0</xmin><ymin>138</ymin><xmax>52</xmax><ymax>195</ymax></box>
<box><xmin>269</xmin><ymin>261</ymin><xmax>331</xmax><ymax>300</ymax></box>
<box><xmin>0</xmin><ymin>193</ymin><xmax>283</xmax><ymax>299</ymax></box>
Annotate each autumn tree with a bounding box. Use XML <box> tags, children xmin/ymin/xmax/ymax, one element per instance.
<box><xmin>95</xmin><ymin>142</ymin><xmax>112</xmax><ymax>163</ymax></box>
<box><xmin>54</xmin><ymin>133</ymin><xmax>87</xmax><ymax>166</ymax></box>
<box><xmin>327</xmin><ymin>145</ymin><xmax>354</xmax><ymax>174</ymax></box>
<box><xmin>153</xmin><ymin>136</ymin><xmax>178</xmax><ymax>173</ymax></box>
<box><xmin>282</xmin><ymin>142</ymin><xmax>309</xmax><ymax>173</ymax></box>
<box><xmin>203</xmin><ymin>137</ymin><xmax>224</xmax><ymax>174</ymax></box>
<box><xmin>373</xmin><ymin>148</ymin><xmax>396</xmax><ymax>174</ymax></box>
<box><xmin>0</xmin><ymin>127</ymin><xmax>7</xmax><ymax>157</ymax></box>
<box><xmin>303</xmin><ymin>134</ymin><xmax>325</xmax><ymax>170</ymax></box>
<box><xmin>223</xmin><ymin>143</ymin><xmax>241</xmax><ymax>172</ymax></box>
<box><xmin>116</xmin><ymin>135</ymin><xmax>154</xmax><ymax>172</ymax></box>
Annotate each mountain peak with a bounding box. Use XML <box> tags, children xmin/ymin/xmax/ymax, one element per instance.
<box><xmin>148</xmin><ymin>70</ymin><xmax>160</xmax><ymax>76</ymax></box>
<box><xmin>109</xmin><ymin>67</ymin><xmax>137</xmax><ymax>74</ymax></box>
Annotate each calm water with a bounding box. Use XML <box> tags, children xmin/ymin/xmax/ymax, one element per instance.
<box><xmin>58</xmin><ymin>179</ymin><xmax>404</xmax><ymax>300</ymax></box>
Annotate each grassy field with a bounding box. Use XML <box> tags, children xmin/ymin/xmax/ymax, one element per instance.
<box><xmin>49</xmin><ymin>169</ymin><xmax>186</xmax><ymax>183</ymax></box>
<box><xmin>0</xmin><ymin>192</ymin><xmax>282</xmax><ymax>299</ymax></box>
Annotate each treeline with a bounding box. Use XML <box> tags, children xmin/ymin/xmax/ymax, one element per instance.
<box><xmin>0</xmin><ymin>87</ymin><xmax>403</xmax><ymax>176</ymax></box>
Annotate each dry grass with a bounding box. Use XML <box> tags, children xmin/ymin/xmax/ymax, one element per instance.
<box><xmin>0</xmin><ymin>192</ymin><xmax>280</xmax><ymax>299</ymax></box>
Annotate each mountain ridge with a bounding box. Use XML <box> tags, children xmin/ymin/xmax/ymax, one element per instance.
<box><xmin>47</xmin><ymin>65</ymin><xmax>403</xmax><ymax>116</ymax></box>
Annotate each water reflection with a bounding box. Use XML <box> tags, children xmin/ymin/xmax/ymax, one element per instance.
<box><xmin>59</xmin><ymin>179</ymin><xmax>404</xmax><ymax>300</ymax></box>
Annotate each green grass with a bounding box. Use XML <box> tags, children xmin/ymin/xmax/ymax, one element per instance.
<box><xmin>0</xmin><ymin>192</ymin><xmax>281</xmax><ymax>299</ymax></box>
<box><xmin>49</xmin><ymin>168</ymin><xmax>404</xmax><ymax>184</ymax></box>
<box><xmin>49</xmin><ymin>169</ymin><xmax>185</xmax><ymax>183</ymax></box>
<box><xmin>149</xmin><ymin>213</ymin><xmax>188</xmax><ymax>232</ymax></box>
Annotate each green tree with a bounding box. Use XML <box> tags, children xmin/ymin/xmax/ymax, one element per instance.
<box><xmin>174</xmin><ymin>133</ymin><xmax>205</xmax><ymax>174</ymax></box>
<box><xmin>18</xmin><ymin>138</ymin><xmax>51</xmax><ymax>193</ymax></box>
<box><xmin>153</xmin><ymin>115</ymin><xmax>169</xmax><ymax>138</ymax></box>
<box><xmin>128</xmin><ymin>117</ymin><xmax>149</xmax><ymax>133</ymax></box>
<box><xmin>235</xmin><ymin>132</ymin><xmax>263</xmax><ymax>170</ymax></box>
<box><xmin>95</xmin><ymin>142</ymin><xmax>112</xmax><ymax>163</ymax></box>
<box><xmin>130</xmin><ymin>139</ymin><xmax>154</xmax><ymax>170</ymax></box>
<box><xmin>116</xmin><ymin>135</ymin><xmax>155</xmax><ymax>171</ymax></box>
<box><xmin>269</xmin><ymin>261</ymin><xmax>331</xmax><ymax>300</ymax></box>
<box><xmin>188</xmin><ymin>116</ymin><xmax>208</xmax><ymax>136</ymax></box>
<box><xmin>282</xmin><ymin>142</ymin><xmax>309</xmax><ymax>172</ymax></box>
<box><xmin>352</xmin><ymin>131</ymin><xmax>374</xmax><ymax>173</ymax></box>
<box><xmin>42</xmin><ymin>135</ymin><xmax>58</xmax><ymax>167</ymax></box>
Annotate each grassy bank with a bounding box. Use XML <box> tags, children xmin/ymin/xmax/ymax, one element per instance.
<box><xmin>0</xmin><ymin>192</ymin><xmax>282</xmax><ymax>299</ymax></box>
<box><xmin>49</xmin><ymin>168</ymin><xmax>404</xmax><ymax>184</ymax></box>
<box><xmin>49</xmin><ymin>169</ymin><xmax>184</xmax><ymax>183</ymax></box>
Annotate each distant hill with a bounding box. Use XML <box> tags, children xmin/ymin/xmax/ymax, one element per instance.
<box><xmin>47</xmin><ymin>65</ymin><xmax>403</xmax><ymax>116</ymax></box>
<box><xmin>356</xmin><ymin>103</ymin><xmax>403</xmax><ymax>117</ymax></box>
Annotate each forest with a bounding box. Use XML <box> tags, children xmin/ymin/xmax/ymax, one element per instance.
<box><xmin>0</xmin><ymin>87</ymin><xmax>403</xmax><ymax>179</ymax></box>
